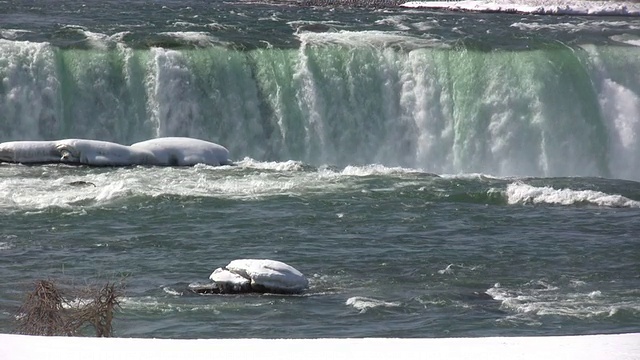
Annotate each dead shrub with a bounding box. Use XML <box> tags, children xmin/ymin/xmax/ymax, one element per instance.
<box><xmin>15</xmin><ymin>280</ymin><xmax>72</xmax><ymax>336</ymax></box>
<box><xmin>15</xmin><ymin>279</ymin><xmax>124</xmax><ymax>337</ymax></box>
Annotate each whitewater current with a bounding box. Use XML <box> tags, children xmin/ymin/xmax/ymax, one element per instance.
<box><xmin>1</xmin><ymin>0</ymin><xmax>640</xmax><ymax>340</ymax></box>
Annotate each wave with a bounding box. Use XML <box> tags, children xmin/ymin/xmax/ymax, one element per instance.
<box><xmin>157</xmin><ymin>32</ymin><xmax>228</xmax><ymax>47</ymax></box>
<box><xmin>505</xmin><ymin>182</ymin><xmax>640</xmax><ymax>208</ymax></box>
<box><xmin>486</xmin><ymin>281</ymin><xmax>640</xmax><ymax>321</ymax></box>
<box><xmin>510</xmin><ymin>20</ymin><xmax>640</xmax><ymax>34</ymax></box>
<box><xmin>118</xmin><ymin>296</ymin><xmax>223</xmax><ymax>313</ymax></box>
<box><xmin>610</xmin><ymin>35</ymin><xmax>640</xmax><ymax>47</ymax></box>
<box><xmin>0</xmin><ymin>29</ymin><xmax>32</xmax><ymax>40</ymax></box>
<box><xmin>296</xmin><ymin>30</ymin><xmax>447</xmax><ymax>49</ymax></box>
<box><xmin>2</xmin><ymin>160</ymin><xmax>639</xmax><ymax>212</ymax></box>
<box><xmin>345</xmin><ymin>296</ymin><xmax>402</xmax><ymax>313</ymax></box>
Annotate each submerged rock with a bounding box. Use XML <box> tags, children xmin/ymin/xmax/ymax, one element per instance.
<box><xmin>68</xmin><ymin>180</ymin><xmax>96</xmax><ymax>187</ymax></box>
<box><xmin>187</xmin><ymin>281</ymin><xmax>219</xmax><ymax>294</ymax></box>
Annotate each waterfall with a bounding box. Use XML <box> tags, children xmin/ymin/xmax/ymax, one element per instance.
<box><xmin>1</xmin><ymin>37</ymin><xmax>639</xmax><ymax>179</ymax></box>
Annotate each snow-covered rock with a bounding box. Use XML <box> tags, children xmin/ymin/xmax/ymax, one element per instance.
<box><xmin>190</xmin><ymin>259</ymin><xmax>309</xmax><ymax>295</ymax></box>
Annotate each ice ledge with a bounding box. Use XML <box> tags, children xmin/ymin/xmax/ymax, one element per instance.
<box><xmin>401</xmin><ymin>0</ymin><xmax>640</xmax><ymax>16</ymax></box>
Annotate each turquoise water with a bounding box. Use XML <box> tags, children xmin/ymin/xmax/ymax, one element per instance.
<box><xmin>1</xmin><ymin>0</ymin><xmax>639</xmax><ymax>338</ymax></box>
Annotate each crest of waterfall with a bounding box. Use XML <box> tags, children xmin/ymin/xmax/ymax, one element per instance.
<box><xmin>1</xmin><ymin>38</ymin><xmax>639</xmax><ymax>179</ymax></box>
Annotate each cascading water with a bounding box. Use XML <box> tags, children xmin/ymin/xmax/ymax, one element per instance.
<box><xmin>0</xmin><ymin>40</ymin><xmax>61</xmax><ymax>140</ymax></box>
<box><xmin>1</xmin><ymin>36</ymin><xmax>639</xmax><ymax>179</ymax></box>
<box><xmin>581</xmin><ymin>44</ymin><xmax>640</xmax><ymax>181</ymax></box>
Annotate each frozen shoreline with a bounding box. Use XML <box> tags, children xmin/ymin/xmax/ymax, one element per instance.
<box><xmin>2</xmin><ymin>333</ymin><xmax>640</xmax><ymax>360</ymax></box>
<box><xmin>401</xmin><ymin>0</ymin><xmax>640</xmax><ymax>16</ymax></box>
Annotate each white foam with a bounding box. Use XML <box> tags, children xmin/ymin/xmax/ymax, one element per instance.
<box><xmin>236</xmin><ymin>157</ymin><xmax>308</xmax><ymax>171</ymax></box>
<box><xmin>0</xmin><ymin>29</ymin><xmax>32</xmax><ymax>39</ymax></box>
<box><xmin>287</xmin><ymin>20</ymin><xmax>344</xmax><ymax>33</ymax></box>
<box><xmin>0</xmin><ymin>164</ymin><xmax>339</xmax><ymax>212</ymax></box>
<box><xmin>437</xmin><ymin>264</ymin><xmax>456</xmax><ymax>275</ymax></box>
<box><xmin>158</xmin><ymin>31</ymin><xmax>226</xmax><ymax>47</ymax></box>
<box><xmin>205</xmin><ymin>21</ymin><xmax>237</xmax><ymax>31</ymax></box>
<box><xmin>237</xmin><ymin>159</ymin><xmax>436</xmax><ymax>177</ymax></box>
<box><xmin>60</xmin><ymin>27</ymin><xmax>129</xmax><ymax>49</ymax></box>
<box><xmin>93</xmin><ymin>180</ymin><xmax>132</xmax><ymax>202</ymax></box>
<box><xmin>346</xmin><ymin>296</ymin><xmax>402</xmax><ymax>313</ymax></box>
<box><xmin>439</xmin><ymin>173</ymin><xmax>500</xmax><ymax>180</ymax></box>
<box><xmin>610</xmin><ymin>35</ymin><xmax>640</xmax><ymax>47</ymax></box>
<box><xmin>117</xmin><ymin>296</ymin><xmax>222</xmax><ymax>314</ymax></box>
<box><xmin>0</xmin><ymin>169</ymin><xmax>139</xmax><ymax>212</ymax></box>
<box><xmin>511</xmin><ymin>20</ymin><xmax>639</xmax><ymax>33</ymax></box>
<box><xmin>401</xmin><ymin>0</ymin><xmax>640</xmax><ymax>16</ymax></box>
<box><xmin>170</xmin><ymin>21</ymin><xmax>199</xmax><ymax>28</ymax></box>
<box><xmin>340</xmin><ymin>164</ymin><xmax>424</xmax><ymax>176</ymax></box>
<box><xmin>162</xmin><ymin>287</ymin><xmax>183</xmax><ymax>296</ymax></box>
<box><xmin>505</xmin><ymin>182</ymin><xmax>640</xmax><ymax>207</ymax></box>
<box><xmin>61</xmin><ymin>297</ymin><xmax>93</xmax><ymax>310</ymax></box>
<box><xmin>486</xmin><ymin>282</ymin><xmax>640</xmax><ymax>319</ymax></box>
<box><xmin>80</xmin><ymin>30</ymin><xmax>119</xmax><ymax>49</ymax></box>
<box><xmin>510</xmin><ymin>21</ymin><xmax>580</xmax><ymax>32</ymax></box>
<box><xmin>296</xmin><ymin>30</ymin><xmax>447</xmax><ymax>50</ymax></box>
<box><xmin>374</xmin><ymin>15</ymin><xmax>413</xmax><ymax>31</ymax></box>
<box><xmin>589</xmin><ymin>291</ymin><xmax>603</xmax><ymax>299</ymax></box>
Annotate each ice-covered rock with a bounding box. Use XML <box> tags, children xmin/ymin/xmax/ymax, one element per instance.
<box><xmin>130</xmin><ymin>137</ymin><xmax>231</xmax><ymax>166</ymax></box>
<box><xmin>223</xmin><ymin>259</ymin><xmax>309</xmax><ymax>294</ymax></box>
<box><xmin>0</xmin><ymin>140</ymin><xmax>61</xmax><ymax>164</ymax></box>
<box><xmin>55</xmin><ymin>139</ymin><xmax>156</xmax><ymax>166</ymax></box>
<box><xmin>190</xmin><ymin>259</ymin><xmax>309</xmax><ymax>295</ymax></box>
<box><xmin>209</xmin><ymin>267</ymin><xmax>252</xmax><ymax>293</ymax></box>
<box><xmin>0</xmin><ymin>137</ymin><xmax>232</xmax><ymax>167</ymax></box>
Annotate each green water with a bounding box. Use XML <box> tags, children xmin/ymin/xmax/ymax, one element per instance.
<box><xmin>1</xmin><ymin>164</ymin><xmax>639</xmax><ymax>338</ymax></box>
<box><xmin>1</xmin><ymin>0</ymin><xmax>639</xmax><ymax>339</ymax></box>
